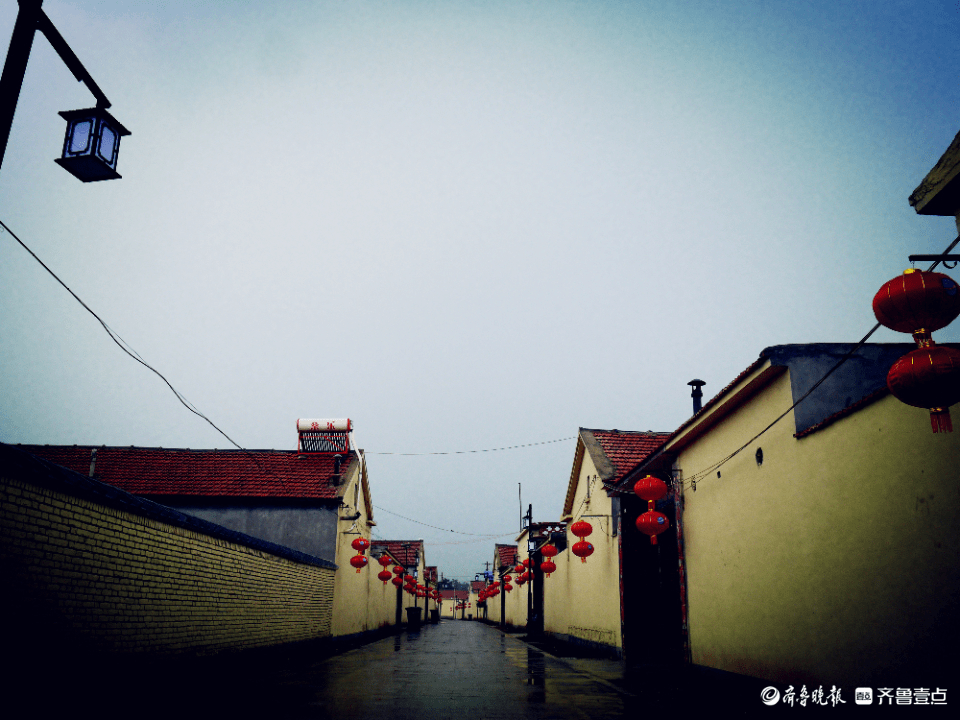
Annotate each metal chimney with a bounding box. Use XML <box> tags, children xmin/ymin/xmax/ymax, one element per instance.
<box><xmin>688</xmin><ymin>379</ymin><xmax>706</xmax><ymax>415</ymax></box>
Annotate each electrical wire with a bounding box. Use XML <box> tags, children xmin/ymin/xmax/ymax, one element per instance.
<box><xmin>678</xmin><ymin>233</ymin><xmax>960</xmax><ymax>490</ymax></box>
<box><xmin>1</xmin><ymin>218</ymin><xmax>244</xmax><ymax>449</ymax></box>
<box><xmin>417</xmin><ymin>534</ymin><xmax>519</xmax><ymax>546</ymax></box>
<box><xmin>0</xmin><ymin>217</ymin><xmax>572</xmax><ymax>544</ymax></box>
<box><xmin>372</xmin><ymin>504</ymin><xmax>515</xmax><ymax>536</ymax></box>
<box><xmin>366</xmin><ymin>437</ymin><xmax>575</xmax><ymax>455</ymax></box>
<box><xmin>682</xmin><ymin>321</ymin><xmax>882</xmax><ymax>488</ymax></box>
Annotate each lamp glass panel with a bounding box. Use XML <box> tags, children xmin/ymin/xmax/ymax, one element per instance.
<box><xmin>98</xmin><ymin>124</ymin><xmax>118</xmax><ymax>167</ymax></box>
<box><xmin>69</xmin><ymin>120</ymin><xmax>92</xmax><ymax>154</ymax></box>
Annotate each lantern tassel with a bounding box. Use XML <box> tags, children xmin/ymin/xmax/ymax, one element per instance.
<box><xmin>650</xmin><ymin>535</ymin><xmax>658</xmax><ymax>546</ymax></box>
<box><xmin>931</xmin><ymin>408</ymin><xmax>953</xmax><ymax>433</ymax></box>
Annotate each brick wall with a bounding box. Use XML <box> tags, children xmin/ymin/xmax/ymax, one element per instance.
<box><xmin>0</xmin><ymin>445</ymin><xmax>336</xmax><ymax>655</ymax></box>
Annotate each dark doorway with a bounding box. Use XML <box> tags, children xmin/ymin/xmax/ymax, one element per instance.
<box><xmin>620</xmin><ymin>492</ymin><xmax>684</xmax><ymax>667</ymax></box>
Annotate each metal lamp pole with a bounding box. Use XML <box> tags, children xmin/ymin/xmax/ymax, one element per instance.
<box><xmin>1</xmin><ymin>0</ymin><xmax>122</xmax><ymax>177</ymax></box>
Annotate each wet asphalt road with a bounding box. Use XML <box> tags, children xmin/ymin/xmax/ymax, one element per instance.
<box><xmin>12</xmin><ymin>620</ymin><xmax>769</xmax><ymax>718</ymax></box>
<box><xmin>271</xmin><ymin>620</ymin><xmax>627</xmax><ymax>719</ymax></box>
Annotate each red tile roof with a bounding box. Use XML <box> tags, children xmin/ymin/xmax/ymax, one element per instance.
<box><xmin>440</xmin><ymin>590</ymin><xmax>469</xmax><ymax>601</ymax></box>
<box><xmin>470</xmin><ymin>580</ymin><xmax>487</xmax><ymax>592</ymax></box>
<box><xmin>424</xmin><ymin>566</ymin><xmax>438</xmax><ymax>583</ymax></box>
<box><xmin>17</xmin><ymin>445</ymin><xmax>356</xmax><ymax>500</ymax></box>
<box><xmin>588</xmin><ymin>430</ymin><xmax>671</xmax><ymax>483</ymax></box>
<box><xmin>563</xmin><ymin>430</ymin><xmax>669</xmax><ymax>515</ymax></box>
<box><xmin>495</xmin><ymin>544</ymin><xmax>517</xmax><ymax>569</ymax></box>
<box><xmin>370</xmin><ymin>540</ymin><xmax>423</xmax><ymax>568</ymax></box>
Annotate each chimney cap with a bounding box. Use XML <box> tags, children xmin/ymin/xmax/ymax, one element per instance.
<box><xmin>687</xmin><ymin>379</ymin><xmax>706</xmax><ymax>387</ymax></box>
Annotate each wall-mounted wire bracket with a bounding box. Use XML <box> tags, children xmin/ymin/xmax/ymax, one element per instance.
<box><xmin>909</xmin><ymin>253</ymin><xmax>960</xmax><ymax>269</ymax></box>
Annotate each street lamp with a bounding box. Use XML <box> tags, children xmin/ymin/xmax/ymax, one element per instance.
<box><xmin>55</xmin><ymin>107</ymin><xmax>130</xmax><ymax>181</ymax></box>
<box><xmin>0</xmin><ymin>0</ymin><xmax>129</xmax><ymax>180</ymax></box>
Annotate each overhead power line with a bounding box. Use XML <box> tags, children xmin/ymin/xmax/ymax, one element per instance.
<box><xmin>0</xmin><ymin>218</ymin><xmax>243</xmax><ymax>450</ymax></box>
<box><xmin>372</xmin><ymin>504</ymin><xmax>515</xmax><ymax>536</ymax></box>
<box><xmin>366</xmin><ymin>436</ymin><xmax>575</xmax><ymax>456</ymax></box>
<box><xmin>678</xmin><ymin>234</ymin><xmax>960</xmax><ymax>490</ymax></box>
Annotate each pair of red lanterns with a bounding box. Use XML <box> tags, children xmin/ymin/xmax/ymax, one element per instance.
<box><xmin>634</xmin><ymin>475</ymin><xmax>671</xmax><ymax>545</ymax></box>
<box><xmin>872</xmin><ymin>269</ymin><xmax>960</xmax><ymax>432</ymax></box>
<box><xmin>540</xmin><ymin>543</ymin><xmax>558</xmax><ymax>576</ymax></box>
<box><xmin>376</xmin><ymin>554</ymin><xmax>393</xmax><ymax>584</ymax></box>
<box><xmin>349</xmin><ymin>536</ymin><xmax>371</xmax><ymax>573</ymax></box>
<box><xmin>570</xmin><ymin>521</ymin><xmax>595</xmax><ymax>563</ymax></box>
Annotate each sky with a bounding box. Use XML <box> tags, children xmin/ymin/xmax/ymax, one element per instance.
<box><xmin>1</xmin><ymin>0</ymin><xmax>959</xmax><ymax>582</ymax></box>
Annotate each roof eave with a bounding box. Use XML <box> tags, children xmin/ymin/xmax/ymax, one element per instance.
<box><xmin>618</xmin><ymin>358</ymin><xmax>785</xmax><ymax>489</ymax></box>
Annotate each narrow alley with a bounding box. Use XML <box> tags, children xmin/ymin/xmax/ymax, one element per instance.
<box><xmin>96</xmin><ymin>620</ymin><xmax>763</xmax><ymax>719</ymax></box>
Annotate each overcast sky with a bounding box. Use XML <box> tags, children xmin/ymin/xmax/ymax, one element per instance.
<box><xmin>2</xmin><ymin>1</ymin><xmax>958</xmax><ymax>582</ymax></box>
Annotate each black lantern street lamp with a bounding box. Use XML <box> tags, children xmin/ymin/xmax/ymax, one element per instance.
<box><xmin>55</xmin><ymin>107</ymin><xmax>130</xmax><ymax>181</ymax></box>
<box><xmin>0</xmin><ymin>0</ymin><xmax>129</xmax><ymax>180</ymax></box>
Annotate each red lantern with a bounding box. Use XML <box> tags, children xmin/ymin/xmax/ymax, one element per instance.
<box><xmin>522</xmin><ymin>558</ymin><xmax>529</xmax><ymax>567</ymax></box>
<box><xmin>887</xmin><ymin>345</ymin><xmax>960</xmax><ymax>433</ymax></box>
<box><xmin>873</xmin><ymin>270</ymin><xmax>960</xmax><ymax>343</ymax></box>
<box><xmin>636</xmin><ymin>510</ymin><xmax>670</xmax><ymax>545</ymax></box>
<box><xmin>378</xmin><ymin>569</ymin><xmax>392</xmax><ymax>584</ymax></box>
<box><xmin>350</xmin><ymin>554</ymin><xmax>368</xmax><ymax>573</ymax></box>
<box><xmin>351</xmin><ymin>537</ymin><xmax>370</xmax><ymax>554</ymax></box>
<box><xmin>514</xmin><ymin>563</ymin><xmax>524</xmax><ymax>574</ymax></box>
<box><xmin>504</xmin><ymin>583</ymin><xmax>513</xmax><ymax>593</ymax></box>
<box><xmin>377</xmin><ymin>554</ymin><xmax>392</xmax><ymax>567</ymax></box>
<box><xmin>541</xmin><ymin>544</ymin><xmax>558</xmax><ymax>559</ymax></box>
<box><xmin>540</xmin><ymin>559</ymin><xmax>557</xmax><ymax>577</ymax></box>
<box><xmin>634</xmin><ymin>475</ymin><xmax>668</xmax><ymax>505</ymax></box>
<box><xmin>570</xmin><ymin>520</ymin><xmax>593</xmax><ymax>539</ymax></box>
<box><xmin>392</xmin><ymin>576</ymin><xmax>402</xmax><ymax>587</ymax></box>
<box><xmin>571</xmin><ymin>540</ymin><xmax>594</xmax><ymax>563</ymax></box>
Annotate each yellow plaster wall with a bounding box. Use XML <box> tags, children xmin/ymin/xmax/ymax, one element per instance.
<box><xmin>544</xmin><ymin>452</ymin><xmax>622</xmax><ymax>651</ymax></box>
<box><xmin>503</xmin><ymin>533</ymin><xmax>529</xmax><ymax>628</ymax></box>
<box><xmin>678</xmin><ymin>371</ymin><xmax>960</xmax><ymax>685</ymax></box>
<box><xmin>331</xmin><ymin>467</ymin><xmax>397</xmax><ymax>636</ymax></box>
<box><xmin>0</xmin><ymin>475</ymin><xmax>334</xmax><ymax>654</ymax></box>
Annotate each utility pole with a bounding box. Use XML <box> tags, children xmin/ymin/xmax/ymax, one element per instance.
<box><xmin>524</xmin><ymin>504</ymin><xmax>533</xmax><ymax>632</ymax></box>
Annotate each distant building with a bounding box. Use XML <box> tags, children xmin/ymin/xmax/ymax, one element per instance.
<box><xmin>370</xmin><ymin>539</ymin><xmax>436</xmax><ymax>622</ymax></box>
